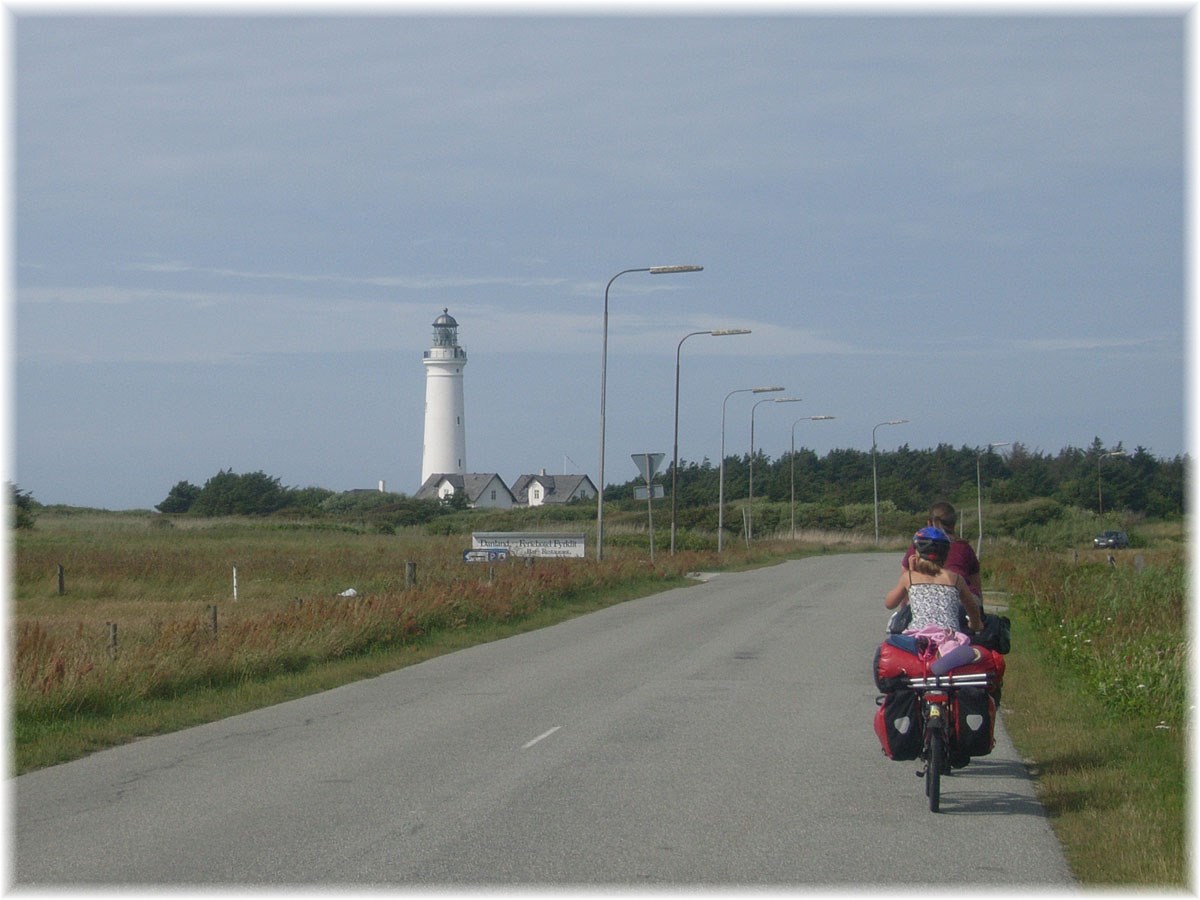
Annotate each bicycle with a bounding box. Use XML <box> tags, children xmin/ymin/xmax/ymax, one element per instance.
<box><xmin>903</xmin><ymin>669</ymin><xmax>996</xmax><ymax>813</ymax></box>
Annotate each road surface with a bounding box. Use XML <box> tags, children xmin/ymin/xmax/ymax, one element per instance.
<box><xmin>14</xmin><ymin>552</ymin><xmax>1075</xmax><ymax>886</ymax></box>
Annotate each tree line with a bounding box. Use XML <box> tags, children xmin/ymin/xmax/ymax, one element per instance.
<box><xmin>11</xmin><ymin>437</ymin><xmax>1180</xmax><ymax>526</ymax></box>
<box><xmin>607</xmin><ymin>438</ymin><xmax>1185</xmax><ymax>520</ymax></box>
<box><xmin>154</xmin><ymin>470</ymin><xmax>446</xmax><ymax>526</ymax></box>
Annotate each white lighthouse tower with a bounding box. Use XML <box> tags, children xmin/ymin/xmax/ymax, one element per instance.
<box><xmin>420</xmin><ymin>308</ymin><xmax>468</xmax><ymax>485</ymax></box>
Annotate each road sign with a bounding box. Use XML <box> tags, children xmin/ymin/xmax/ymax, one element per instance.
<box><xmin>463</xmin><ymin>548</ymin><xmax>510</xmax><ymax>563</ymax></box>
<box><xmin>634</xmin><ymin>485</ymin><xmax>665</xmax><ymax>500</ymax></box>
<box><xmin>472</xmin><ymin>533</ymin><xmax>587</xmax><ymax>558</ymax></box>
<box><xmin>631</xmin><ymin>452</ymin><xmax>665</xmax><ymax>484</ymax></box>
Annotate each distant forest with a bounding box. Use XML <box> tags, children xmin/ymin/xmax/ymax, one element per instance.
<box><xmin>611</xmin><ymin>438</ymin><xmax>1186</xmax><ymax>520</ymax></box>
<box><xmin>130</xmin><ymin>437</ymin><xmax>1184</xmax><ymax>523</ymax></box>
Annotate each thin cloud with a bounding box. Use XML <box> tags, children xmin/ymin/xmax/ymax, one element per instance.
<box><xmin>18</xmin><ymin>285</ymin><xmax>228</xmax><ymax>306</ymax></box>
<box><xmin>1013</xmin><ymin>335</ymin><xmax>1176</xmax><ymax>353</ymax></box>
<box><xmin>124</xmin><ymin>261</ymin><xmax>572</xmax><ymax>292</ymax></box>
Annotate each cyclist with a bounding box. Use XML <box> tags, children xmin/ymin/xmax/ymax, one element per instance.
<box><xmin>886</xmin><ymin>526</ymin><xmax>984</xmax><ymax>674</ymax></box>
<box><xmin>901</xmin><ymin>500</ymin><xmax>981</xmax><ymax>601</ymax></box>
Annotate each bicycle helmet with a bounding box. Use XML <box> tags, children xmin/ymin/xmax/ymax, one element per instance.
<box><xmin>913</xmin><ymin>526</ymin><xmax>951</xmax><ymax>564</ymax></box>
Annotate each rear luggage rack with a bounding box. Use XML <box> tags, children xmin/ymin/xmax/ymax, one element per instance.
<box><xmin>903</xmin><ymin>673</ymin><xmax>995</xmax><ymax>689</ymax></box>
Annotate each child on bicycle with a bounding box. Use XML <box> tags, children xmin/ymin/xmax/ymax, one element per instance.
<box><xmin>885</xmin><ymin>526</ymin><xmax>984</xmax><ymax>674</ymax></box>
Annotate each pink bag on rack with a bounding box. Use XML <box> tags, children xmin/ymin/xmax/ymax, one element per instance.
<box><xmin>906</xmin><ymin>624</ymin><xmax>979</xmax><ymax>675</ymax></box>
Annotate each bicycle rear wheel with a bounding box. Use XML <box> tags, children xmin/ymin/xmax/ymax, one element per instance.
<box><xmin>926</xmin><ymin>726</ymin><xmax>943</xmax><ymax>812</ymax></box>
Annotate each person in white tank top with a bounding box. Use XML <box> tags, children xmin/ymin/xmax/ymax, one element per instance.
<box><xmin>885</xmin><ymin>526</ymin><xmax>983</xmax><ymax>634</ymax></box>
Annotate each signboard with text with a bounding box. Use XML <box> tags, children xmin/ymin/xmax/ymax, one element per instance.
<box><xmin>471</xmin><ymin>532</ymin><xmax>587</xmax><ymax>559</ymax></box>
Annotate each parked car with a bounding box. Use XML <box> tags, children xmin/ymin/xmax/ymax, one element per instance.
<box><xmin>1093</xmin><ymin>530</ymin><xmax>1129</xmax><ymax>549</ymax></box>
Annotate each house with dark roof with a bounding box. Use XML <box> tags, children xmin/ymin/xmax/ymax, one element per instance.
<box><xmin>415</xmin><ymin>473</ymin><xmax>515</xmax><ymax>509</ymax></box>
<box><xmin>510</xmin><ymin>472</ymin><xmax>597</xmax><ymax>507</ymax></box>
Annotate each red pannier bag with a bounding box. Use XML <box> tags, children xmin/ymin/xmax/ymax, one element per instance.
<box><xmin>873</xmin><ymin>638</ymin><xmax>1005</xmax><ymax>693</ymax></box>
<box><xmin>873</xmin><ymin>639</ymin><xmax>926</xmax><ymax>692</ymax></box>
<box><xmin>952</xmin><ymin>645</ymin><xmax>1006</xmax><ymax>684</ymax></box>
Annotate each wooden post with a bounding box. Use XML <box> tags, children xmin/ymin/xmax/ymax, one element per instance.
<box><xmin>106</xmin><ymin>622</ymin><xmax>118</xmax><ymax>659</ymax></box>
<box><xmin>207</xmin><ymin>605</ymin><xmax>218</xmax><ymax>640</ymax></box>
<box><xmin>405</xmin><ymin>561</ymin><xmax>417</xmax><ymax>587</ymax></box>
<box><xmin>57</xmin><ymin>565</ymin><xmax>65</xmax><ymax>596</ymax></box>
<box><xmin>232</xmin><ymin>565</ymin><xmax>239</xmax><ymax>602</ymax></box>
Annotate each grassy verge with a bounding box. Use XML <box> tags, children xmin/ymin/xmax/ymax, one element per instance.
<box><xmin>991</xmin><ymin>545</ymin><xmax>1188</xmax><ymax>888</ymax></box>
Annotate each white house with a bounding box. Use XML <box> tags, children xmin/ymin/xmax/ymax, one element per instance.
<box><xmin>510</xmin><ymin>472</ymin><xmax>597</xmax><ymax>507</ymax></box>
<box><xmin>415</xmin><ymin>473</ymin><xmax>515</xmax><ymax>509</ymax></box>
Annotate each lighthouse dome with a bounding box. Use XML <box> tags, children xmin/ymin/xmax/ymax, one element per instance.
<box><xmin>433</xmin><ymin>309</ymin><xmax>458</xmax><ymax>328</ymax></box>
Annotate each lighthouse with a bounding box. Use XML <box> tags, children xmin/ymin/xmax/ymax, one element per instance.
<box><xmin>420</xmin><ymin>309</ymin><xmax>468</xmax><ymax>485</ymax></box>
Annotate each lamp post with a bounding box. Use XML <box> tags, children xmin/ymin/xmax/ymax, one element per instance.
<box><xmin>789</xmin><ymin>415</ymin><xmax>834</xmax><ymax>540</ymax></box>
<box><xmin>671</xmin><ymin>328</ymin><xmax>750</xmax><ymax>555</ymax></box>
<box><xmin>975</xmin><ymin>441</ymin><xmax>1011</xmax><ymax>557</ymax></box>
<box><xmin>718</xmin><ymin>386</ymin><xmax>783</xmax><ymax>552</ymax></box>
<box><xmin>872</xmin><ymin>419</ymin><xmax>909</xmax><ymax>544</ymax></box>
<box><xmin>1098</xmin><ymin>450</ymin><xmax>1127</xmax><ymax>517</ymax></box>
<box><xmin>596</xmin><ymin>264</ymin><xmax>702</xmax><ymax>560</ymax></box>
<box><xmin>748</xmin><ymin>396</ymin><xmax>802</xmax><ymax>543</ymax></box>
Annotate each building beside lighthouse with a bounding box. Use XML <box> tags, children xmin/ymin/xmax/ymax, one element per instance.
<box><xmin>420</xmin><ymin>309</ymin><xmax>468</xmax><ymax>484</ymax></box>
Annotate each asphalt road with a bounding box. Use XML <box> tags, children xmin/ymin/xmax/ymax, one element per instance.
<box><xmin>14</xmin><ymin>552</ymin><xmax>1075</xmax><ymax>887</ymax></box>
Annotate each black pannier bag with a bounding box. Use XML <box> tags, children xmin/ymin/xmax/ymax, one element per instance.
<box><xmin>952</xmin><ymin>686</ymin><xmax>996</xmax><ymax>757</ymax></box>
<box><xmin>886</xmin><ymin>604</ymin><xmax>912</xmax><ymax>634</ymax></box>
<box><xmin>873</xmin><ymin>688</ymin><xmax>923</xmax><ymax>760</ymax></box>
<box><xmin>970</xmin><ymin>613</ymin><xmax>1012</xmax><ymax>655</ymax></box>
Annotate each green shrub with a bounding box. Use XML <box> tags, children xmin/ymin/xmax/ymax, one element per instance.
<box><xmin>988</xmin><ymin>546</ymin><xmax>1185</xmax><ymax>725</ymax></box>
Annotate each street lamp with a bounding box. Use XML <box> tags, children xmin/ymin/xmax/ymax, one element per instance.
<box><xmin>790</xmin><ymin>415</ymin><xmax>834</xmax><ymax>539</ymax></box>
<box><xmin>596</xmin><ymin>264</ymin><xmax>702</xmax><ymax>560</ymax></box>
<box><xmin>1098</xmin><ymin>450</ymin><xmax>1127</xmax><ymax>517</ymax></box>
<box><xmin>872</xmin><ymin>419</ymin><xmax>909</xmax><ymax>544</ymax></box>
<box><xmin>719</xmin><ymin>386</ymin><xmax>783</xmax><ymax>552</ymax></box>
<box><xmin>748</xmin><ymin>396</ymin><xmax>802</xmax><ymax>543</ymax></box>
<box><xmin>976</xmin><ymin>441</ymin><xmax>1011</xmax><ymax>557</ymax></box>
<box><xmin>671</xmin><ymin>328</ymin><xmax>750</xmax><ymax>555</ymax></box>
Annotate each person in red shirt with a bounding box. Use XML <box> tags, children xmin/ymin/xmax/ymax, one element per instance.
<box><xmin>901</xmin><ymin>500</ymin><xmax>982</xmax><ymax>601</ymax></box>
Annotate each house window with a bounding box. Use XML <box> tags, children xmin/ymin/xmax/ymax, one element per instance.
<box><xmin>490</xmin><ymin>490</ymin><xmax>496</xmax><ymax>500</ymax></box>
<box><xmin>533</xmin><ymin>488</ymin><xmax>542</xmax><ymax>500</ymax></box>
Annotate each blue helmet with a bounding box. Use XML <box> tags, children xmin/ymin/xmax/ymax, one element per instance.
<box><xmin>913</xmin><ymin>526</ymin><xmax>951</xmax><ymax>564</ymax></box>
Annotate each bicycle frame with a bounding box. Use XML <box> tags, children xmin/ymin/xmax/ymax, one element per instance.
<box><xmin>903</xmin><ymin>671</ymin><xmax>997</xmax><ymax>813</ymax></box>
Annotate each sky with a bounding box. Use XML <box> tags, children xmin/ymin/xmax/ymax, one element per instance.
<box><xmin>10</xmin><ymin>6</ymin><xmax>1188</xmax><ymax>510</ymax></box>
